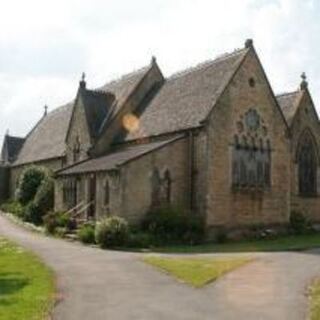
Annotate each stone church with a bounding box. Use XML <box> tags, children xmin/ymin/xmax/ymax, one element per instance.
<box><xmin>1</xmin><ymin>39</ymin><xmax>319</xmax><ymax>233</ymax></box>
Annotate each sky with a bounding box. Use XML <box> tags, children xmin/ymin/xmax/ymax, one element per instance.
<box><xmin>1</xmin><ymin>0</ymin><xmax>320</xmax><ymax>145</ymax></box>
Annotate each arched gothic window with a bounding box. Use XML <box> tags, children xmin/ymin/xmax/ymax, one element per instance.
<box><xmin>73</xmin><ymin>136</ymin><xmax>81</xmax><ymax>163</ymax></box>
<box><xmin>151</xmin><ymin>168</ymin><xmax>172</xmax><ymax>207</ymax></box>
<box><xmin>162</xmin><ymin>169</ymin><xmax>172</xmax><ymax>204</ymax></box>
<box><xmin>232</xmin><ymin>134</ymin><xmax>271</xmax><ymax>189</ymax></box>
<box><xmin>151</xmin><ymin>168</ymin><xmax>161</xmax><ymax>207</ymax></box>
<box><xmin>104</xmin><ymin>179</ymin><xmax>110</xmax><ymax>207</ymax></box>
<box><xmin>297</xmin><ymin>130</ymin><xmax>318</xmax><ymax>196</ymax></box>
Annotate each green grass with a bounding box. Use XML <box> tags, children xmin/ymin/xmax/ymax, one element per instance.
<box><xmin>0</xmin><ymin>237</ymin><xmax>55</xmax><ymax>320</ymax></box>
<box><xmin>309</xmin><ymin>279</ymin><xmax>320</xmax><ymax>320</ymax></box>
<box><xmin>143</xmin><ymin>256</ymin><xmax>252</xmax><ymax>287</ymax></box>
<box><xmin>151</xmin><ymin>233</ymin><xmax>320</xmax><ymax>254</ymax></box>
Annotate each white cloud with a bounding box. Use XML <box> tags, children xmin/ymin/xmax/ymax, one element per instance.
<box><xmin>1</xmin><ymin>0</ymin><xmax>320</xmax><ymax>145</ymax></box>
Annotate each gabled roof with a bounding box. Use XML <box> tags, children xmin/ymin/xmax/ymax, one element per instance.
<box><xmin>124</xmin><ymin>48</ymin><xmax>249</xmax><ymax>141</ymax></box>
<box><xmin>13</xmin><ymin>103</ymin><xmax>73</xmax><ymax>166</ymax></box>
<box><xmin>99</xmin><ymin>65</ymin><xmax>152</xmax><ymax>122</ymax></box>
<box><xmin>57</xmin><ymin>136</ymin><xmax>182</xmax><ymax>176</ymax></box>
<box><xmin>1</xmin><ymin>135</ymin><xmax>25</xmax><ymax>163</ymax></box>
<box><xmin>13</xmin><ymin>65</ymin><xmax>152</xmax><ymax>167</ymax></box>
<box><xmin>80</xmin><ymin>89</ymin><xmax>115</xmax><ymax>139</ymax></box>
<box><xmin>276</xmin><ymin>91</ymin><xmax>302</xmax><ymax>126</ymax></box>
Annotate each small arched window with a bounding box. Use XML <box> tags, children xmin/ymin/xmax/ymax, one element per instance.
<box><xmin>104</xmin><ymin>179</ymin><xmax>110</xmax><ymax>207</ymax></box>
<box><xmin>151</xmin><ymin>168</ymin><xmax>161</xmax><ymax>207</ymax></box>
<box><xmin>73</xmin><ymin>136</ymin><xmax>81</xmax><ymax>163</ymax></box>
<box><xmin>297</xmin><ymin>130</ymin><xmax>318</xmax><ymax>196</ymax></box>
<box><xmin>163</xmin><ymin>169</ymin><xmax>172</xmax><ymax>204</ymax></box>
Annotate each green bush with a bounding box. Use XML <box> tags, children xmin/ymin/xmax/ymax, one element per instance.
<box><xmin>33</xmin><ymin>177</ymin><xmax>54</xmax><ymax>214</ymax></box>
<box><xmin>95</xmin><ymin>216</ymin><xmax>129</xmax><ymax>248</ymax></box>
<box><xmin>24</xmin><ymin>202</ymin><xmax>43</xmax><ymax>225</ymax></box>
<box><xmin>126</xmin><ymin>232</ymin><xmax>154</xmax><ymax>248</ymax></box>
<box><xmin>0</xmin><ymin>200</ymin><xmax>24</xmax><ymax>218</ymax></box>
<box><xmin>43</xmin><ymin>211</ymin><xmax>74</xmax><ymax>235</ymax></box>
<box><xmin>43</xmin><ymin>212</ymin><xmax>58</xmax><ymax>234</ymax></box>
<box><xmin>290</xmin><ymin>210</ymin><xmax>311</xmax><ymax>235</ymax></box>
<box><xmin>55</xmin><ymin>227</ymin><xmax>68</xmax><ymax>238</ymax></box>
<box><xmin>56</xmin><ymin>213</ymin><xmax>74</xmax><ymax>230</ymax></box>
<box><xmin>215</xmin><ymin>227</ymin><xmax>228</xmax><ymax>244</ymax></box>
<box><xmin>141</xmin><ymin>207</ymin><xmax>205</xmax><ymax>245</ymax></box>
<box><xmin>77</xmin><ymin>223</ymin><xmax>96</xmax><ymax>244</ymax></box>
<box><xmin>16</xmin><ymin>166</ymin><xmax>49</xmax><ymax>205</ymax></box>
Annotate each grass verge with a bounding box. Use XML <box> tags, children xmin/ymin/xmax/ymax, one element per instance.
<box><xmin>143</xmin><ymin>256</ymin><xmax>252</xmax><ymax>287</ymax></box>
<box><xmin>151</xmin><ymin>233</ymin><xmax>320</xmax><ymax>254</ymax></box>
<box><xmin>0</xmin><ymin>237</ymin><xmax>55</xmax><ymax>320</ymax></box>
<box><xmin>309</xmin><ymin>279</ymin><xmax>320</xmax><ymax>320</ymax></box>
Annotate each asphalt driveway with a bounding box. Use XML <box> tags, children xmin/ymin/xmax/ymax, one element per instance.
<box><xmin>0</xmin><ymin>213</ymin><xmax>319</xmax><ymax>320</ymax></box>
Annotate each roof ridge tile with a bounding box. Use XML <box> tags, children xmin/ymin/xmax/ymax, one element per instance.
<box><xmin>168</xmin><ymin>48</ymin><xmax>247</xmax><ymax>81</ymax></box>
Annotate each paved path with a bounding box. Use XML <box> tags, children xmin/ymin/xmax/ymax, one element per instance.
<box><xmin>0</xmin><ymin>213</ymin><xmax>320</xmax><ymax>320</ymax></box>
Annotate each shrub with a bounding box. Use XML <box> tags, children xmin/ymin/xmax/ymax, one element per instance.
<box><xmin>215</xmin><ymin>227</ymin><xmax>228</xmax><ymax>244</ymax></box>
<box><xmin>0</xmin><ymin>200</ymin><xmax>24</xmax><ymax>218</ymax></box>
<box><xmin>290</xmin><ymin>210</ymin><xmax>311</xmax><ymax>235</ymax></box>
<box><xmin>55</xmin><ymin>227</ymin><xmax>68</xmax><ymax>238</ymax></box>
<box><xmin>77</xmin><ymin>223</ymin><xmax>96</xmax><ymax>244</ymax></box>
<box><xmin>141</xmin><ymin>207</ymin><xmax>205</xmax><ymax>245</ymax></box>
<box><xmin>56</xmin><ymin>213</ymin><xmax>73</xmax><ymax>230</ymax></box>
<box><xmin>24</xmin><ymin>202</ymin><xmax>43</xmax><ymax>225</ymax></box>
<box><xmin>43</xmin><ymin>211</ymin><xmax>74</xmax><ymax>235</ymax></box>
<box><xmin>16</xmin><ymin>166</ymin><xmax>49</xmax><ymax>205</ymax></box>
<box><xmin>126</xmin><ymin>232</ymin><xmax>154</xmax><ymax>248</ymax></box>
<box><xmin>33</xmin><ymin>177</ymin><xmax>54</xmax><ymax>214</ymax></box>
<box><xmin>43</xmin><ymin>212</ymin><xmax>58</xmax><ymax>234</ymax></box>
<box><xmin>95</xmin><ymin>216</ymin><xmax>129</xmax><ymax>248</ymax></box>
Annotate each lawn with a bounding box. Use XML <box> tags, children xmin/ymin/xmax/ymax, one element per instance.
<box><xmin>143</xmin><ymin>256</ymin><xmax>252</xmax><ymax>287</ymax></box>
<box><xmin>152</xmin><ymin>233</ymin><xmax>320</xmax><ymax>254</ymax></box>
<box><xmin>309</xmin><ymin>279</ymin><xmax>320</xmax><ymax>320</ymax></box>
<box><xmin>0</xmin><ymin>237</ymin><xmax>55</xmax><ymax>320</ymax></box>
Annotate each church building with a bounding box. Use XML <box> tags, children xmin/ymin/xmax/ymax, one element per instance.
<box><xmin>1</xmin><ymin>39</ymin><xmax>319</xmax><ymax>234</ymax></box>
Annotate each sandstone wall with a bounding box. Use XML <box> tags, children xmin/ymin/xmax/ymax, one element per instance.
<box><xmin>289</xmin><ymin>90</ymin><xmax>320</xmax><ymax>221</ymax></box>
<box><xmin>118</xmin><ymin>137</ymin><xmax>190</xmax><ymax>224</ymax></box>
<box><xmin>205</xmin><ymin>48</ymin><xmax>291</xmax><ymax>229</ymax></box>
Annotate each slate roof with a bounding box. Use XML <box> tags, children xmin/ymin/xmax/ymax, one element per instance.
<box><xmin>13</xmin><ymin>66</ymin><xmax>151</xmax><ymax>167</ymax></box>
<box><xmin>276</xmin><ymin>91</ymin><xmax>302</xmax><ymax>126</ymax></box>
<box><xmin>125</xmin><ymin>48</ymin><xmax>249</xmax><ymax>141</ymax></box>
<box><xmin>1</xmin><ymin>135</ymin><xmax>25</xmax><ymax>163</ymax></box>
<box><xmin>11</xmin><ymin>47</ymin><xmax>251</xmax><ymax>166</ymax></box>
<box><xmin>57</xmin><ymin>136</ymin><xmax>182</xmax><ymax>175</ymax></box>
<box><xmin>99</xmin><ymin>65</ymin><xmax>151</xmax><ymax>119</ymax></box>
<box><xmin>13</xmin><ymin>103</ymin><xmax>73</xmax><ymax>166</ymax></box>
<box><xmin>81</xmin><ymin>89</ymin><xmax>115</xmax><ymax>139</ymax></box>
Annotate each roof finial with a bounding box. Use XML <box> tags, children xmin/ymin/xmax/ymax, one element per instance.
<box><xmin>5</xmin><ymin>129</ymin><xmax>9</xmax><ymax>136</ymax></box>
<box><xmin>245</xmin><ymin>38</ymin><xmax>254</xmax><ymax>49</ymax></box>
<box><xmin>300</xmin><ymin>72</ymin><xmax>308</xmax><ymax>90</ymax></box>
<box><xmin>151</xmin><ymin>56</ymin><xmax>157</xmax><ymax>65</ymax></box>
<box><xmin>80</xmin><ymin>72</ymin><xmax>86</xmax><ymax>89</ymax></box>
<box><xmin>44</xmin><ymin>105</ymin><xmax>48</xmax><ymax>116</ymax></box>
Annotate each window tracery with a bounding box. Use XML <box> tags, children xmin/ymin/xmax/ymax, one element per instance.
<box><xmin>232</xmin><ymin>109</ymin><xmax>271</xmax><ymax>190</ymax></box>
<box><xmin>297</xmin><ymin>130</ymin><xmax>318</xmax><ymax>196</ymax></box>
<box><xmin>151</xmin><ymin>168</ymin><xmax>172</xmax><ymax>207</ymax></box>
